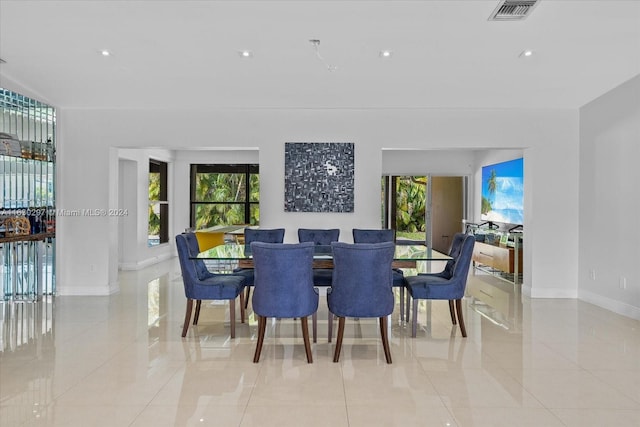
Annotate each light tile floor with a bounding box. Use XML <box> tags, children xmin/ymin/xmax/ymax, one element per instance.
<box><xmin>1</xmin><ymin>258</ymin><xmax>639</xmax><ymax>426</ymax></box>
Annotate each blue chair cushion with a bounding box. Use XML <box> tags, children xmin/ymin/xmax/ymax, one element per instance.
<box><xmin>192</xmin><ymin>275</ymin><xmax>246</xmax><ymax>299</ymax></box>
<box><xmin>405</xmin><ymin>275</ymin><xmax>465</xmax><ymax>300</ymax></box>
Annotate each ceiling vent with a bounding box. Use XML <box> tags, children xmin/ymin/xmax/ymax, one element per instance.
<box><xmin>489</xmin><ymin>0</ymin><xmax>540</xmax><ymax>21</ymax></box>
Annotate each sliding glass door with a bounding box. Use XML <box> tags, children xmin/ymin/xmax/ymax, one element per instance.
<box><xmin>382</xmin><ymin>175</ymin><xmax>467</xmax><ymax>254</ymax></box>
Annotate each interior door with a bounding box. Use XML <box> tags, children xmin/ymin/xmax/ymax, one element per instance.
<box><xmin>431</xmin><ymin>176</ymin><xmax>464</xmax><ymax>254</ymax></box>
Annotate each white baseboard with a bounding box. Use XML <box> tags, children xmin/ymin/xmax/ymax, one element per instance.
<box><xmin>529</xmin><ymin>287</ymin><xmax>578</xmax><ymax>299</ymax></box>
<box><xmin>56</xmin><ymin>282</ymin><xmax>119</xmax><ymax>296</ymax></box>
<box><xmin>119</xmin><ymin>253</ymin><xmax>173</xmax><ymax>271</ymax></box>
<box><xmin>579</xmin><ymin>289</ymin><xmax>640</xmax><ymax>320</ymax></box>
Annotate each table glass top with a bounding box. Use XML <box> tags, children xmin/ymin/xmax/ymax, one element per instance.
<box><xmin>195</xmin><ymin>243</ymin><xmax>450</xmax><ymax>261</ymax></box>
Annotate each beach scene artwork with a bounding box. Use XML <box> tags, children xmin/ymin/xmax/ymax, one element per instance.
<box><xmin>481</xmin><ymin>157</ymin><xmax>524</xmax><ymax>225</ymax></box>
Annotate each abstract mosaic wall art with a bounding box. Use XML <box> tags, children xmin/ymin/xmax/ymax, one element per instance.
<box><xmin>284</xmin><ymin>142</ymin><xmax>354</xmax><ymax>212</ymax></box>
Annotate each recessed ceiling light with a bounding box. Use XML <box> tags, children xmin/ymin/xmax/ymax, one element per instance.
<box><xmin>99</xmin><ymin>49</ymin><xmax>112</xmax><ymax>57</ymax></box>
<box><xmin>379</xmin><ymin>50</ymin><xmax>393</xmax><ymax>59</ymax></box>
<box><xmin>519</xmin><ymin>49</ymin><xmax>534</xmax><ymax>58</ymax></box>
<box><xmin>238</xmin><ymin>50</ymin><xmax>253</xmax><ymax>58</ymax></box>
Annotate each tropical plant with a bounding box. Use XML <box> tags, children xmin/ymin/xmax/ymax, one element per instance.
<box><xmin>395</xmin><ymin>176</ymin><xmax>426</xmax><ymax>233</ymax></box>
<box><xmin>193</xmin><ymin>170</ymin><xmax>259</xmax><ymax>228</ymax></box>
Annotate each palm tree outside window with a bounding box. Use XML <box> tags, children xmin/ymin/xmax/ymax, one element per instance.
<box><xmin>190</xmin><ymin>164</ymin><xmax>259</xmax><ymax>229</ymax></box>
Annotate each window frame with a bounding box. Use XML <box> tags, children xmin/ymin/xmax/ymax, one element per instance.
<box><xmin>189</xmin><ymin>163</ymin><xmax>259</xmax><ymax>228</ymax></box>
<box><xmin>149</xmin><ymin>159</ymin><xmax>169</xmax><ymax>246</ymax></box>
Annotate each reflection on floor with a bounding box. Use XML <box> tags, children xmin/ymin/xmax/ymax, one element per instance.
<box><xmin>1</xmin><ymin>258</ymin><xmax>639</xmax><ymax>427</ymax></box>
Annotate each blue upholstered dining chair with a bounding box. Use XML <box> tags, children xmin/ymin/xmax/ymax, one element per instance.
<box><xmin>328</xmin><ymin>242</ymin><xmax>396</xmax><ymax>364</ymax></box>
<box><xmin>352</xmin><ymin>228</ymin><xmax>408</xmax><ymax>321</ymax></box>
<box><xmin>175</xmin><ymin>233</ymin><xmax>246</xmax><ymax>338</ymax></box>
<box><xmin>298</xmin><ymin>228</ymin><xmax>340</xmax><ymax>342</ymax></box>
<box><xmin>298</xmin><ymin>228</ymin><xmax>340</xmax><ymax>246</ymax></box>
<box><xmin>297</xmin><ymin>228</ymin><xmax>340</xmax><ymax>284</ymax></box>
<box><xmin>403</xmin><ymin>232</ymin><xmax>467</xmax><ymax>322</ymax></box>
<box><xmin>352</xmin><ymin>228</ymin><xmax>395</xmax><ymax>243</ymax></box>
<box><xmin>251</xmin><ymin>242</ymin><xmax>319</xmax><ymax>363</ymax></box>
<box><xmin>405</xmin><ymin>234</ymin><xmax>475</xmax><ymax>338</ymax></box>
<box><xmin>233</xmin><ymin>228</ymin><xmax>285</xmax><ymax>309</ymax></box>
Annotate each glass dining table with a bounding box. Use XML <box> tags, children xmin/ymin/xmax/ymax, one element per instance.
<box><xmin>193</xmin><ymin>242</ymin><xmax>451</xmax><ymax>269</ymax></box>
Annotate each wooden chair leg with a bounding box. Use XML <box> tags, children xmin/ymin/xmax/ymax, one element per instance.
<box><xmin>455</xmin><ymin>299</ymin><xmax>467</xmax><ymax>337</ymax></box>
<box><xmin>230</xmin><ymin>298</ymin><xmax>236</xmax><ymax>339</ymax></box>
<box><xmin>301</xmin><ymin>317</ymin><xmax>313</xmax><ymax>363</ymax></box>
<box><xmin>405</xmin><ymin>290</ymin><xmax>411</xmax><ymax>324</ymax></box>
<box><xmin>239</xmin><ymin>293</ymin><xmax>246</xmax><ymax>323</ymax></box>
<box><xmin>182</xmin><ymin>299</ymin><xmax>193</xmax><ymax>337</ymax></box>
<box><xmin>412</xmin><ymin>298</ymin><xmax>418</xmax><ymax>338</ymax></box>
<box><xmin>193</xmin><ymin>300</ymin><xmax>202</xmax><ymax>325</ymax></box>
<box><xmin>448</xmin><ymin>300</ymin><xmax>457</xmax><ymax>325</ymax></box>
<box><xmin>333</xmin><ymin>317</ymin><xmax>346</xmax><ymax>362</ymax></box>
<box><xmin>244</xmin><ymin>287</ymin><xmax>251</xmax><ymax>309</ymax></box>
<box><xmin>312</xmin><ymin>312</ymin><xmax>318</xmax><ymax>343</ymax></box>
<box><xmin>253</xmin><ymin>315</ymin><xmax>267</xmax><ymax>362</ymax></box>
<box><xmin>328</xmin><ymin>312</ymin><xmax>333</xmax><ymax>343</ymax></box>
<box><xmin>379</xmin><ymin>316</ymin><xmax>392</xmax><ymax>364</ymax></box>
<box><xmin>399</xmin><ymin>286</ymin><xmax>405</xmax><ymax>322</ymax></box>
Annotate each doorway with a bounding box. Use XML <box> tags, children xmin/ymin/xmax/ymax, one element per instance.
<box><xmin>382</xmin><ymin>175</ymin><xmax>466</xmax><ymax>253</ymax></box>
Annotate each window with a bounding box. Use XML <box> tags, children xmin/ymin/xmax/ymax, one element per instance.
<box><xmin>190</xmin><ymin>164</ymin><xmax>259</xmax><ymax>229</ymax></box>
<box><xmin>149</xmin><ymin>160</ymin><xmax>168</xmax><ymax>246</ymax></box>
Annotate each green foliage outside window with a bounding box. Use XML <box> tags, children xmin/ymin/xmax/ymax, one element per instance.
<box><xmin>396</xmin><ymin>176</ymin><xmax>426</xmax><ymax>233</ymax></box>
<box><xmin>191</xmin><ymin>166</ymin><xmax>259</xmax><ymax>229</ymax></box>
<box><xmin>148</xmin><ymin>172</ymin><xmax>160</xmax><ymax>237</ymax></box>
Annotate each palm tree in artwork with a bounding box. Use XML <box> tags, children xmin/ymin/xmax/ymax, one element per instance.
<box><xmin>481</xmin><ymin>169</ymin><xmax>498</xmax><ymax>216</ymax></box>
<box><xmin>487</xmin><ymin>169</ymin><xmax>497</xmax><ymax>201</ymax></box>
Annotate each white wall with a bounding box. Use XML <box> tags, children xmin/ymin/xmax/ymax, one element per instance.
<box><xmin>382</xmin><ymin>149</ymin><xmax>477</xmax><ymax>177</ymax></box>
<box><xmin>52</xmin><ymin>107</ymin><xmax>579</xmax><ymax>298</ymax></box>
<box><xmin>116</xmin><ymin>148</ymin><xmax>175</xmax><ymax>273</ymax></box>
<box><xmin>579</xmin><ymin>75</ymin><xmax>640</xmax><ymax>319</ymax></box>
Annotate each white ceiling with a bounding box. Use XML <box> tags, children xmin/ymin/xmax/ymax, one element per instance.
<box><xmin>1</xmin><ymin>0</ymin><xmax>639</xmax><ymax>110</ymax></box>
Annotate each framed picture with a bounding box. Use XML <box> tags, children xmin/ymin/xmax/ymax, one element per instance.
<box><xmin>284</xmin><ymin>142</ymin><xmax>354</xmax><ymax>212</ymax></box>
<box><xmin>500</xmin><ymin>234</ymin><xmax>509</xmax><ymax>246</ymax></box>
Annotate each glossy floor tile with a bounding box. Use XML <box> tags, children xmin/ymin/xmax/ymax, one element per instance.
<box><xmin>1</xmin><ymin>259</ymin><xmax>639</xmax><ymax>426</ymax></box>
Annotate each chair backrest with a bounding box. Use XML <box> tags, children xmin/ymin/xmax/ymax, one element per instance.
<box><xmin>244</xmin><ymin>228</ymin><xmax>285</xmax><ymax>244</ymax></box>
<box><xmin>442</xmin><ymin>232</ymin><xmax>467</xmax><ymax>278</ymax></box>
<box><xmin>251</xmin><ymin>241</ymin><xmax>318</xmax><ymax>318</ymax></box>
<box><xmin>175</xmin><ymin>234</ymin><xmax>202</xmax><ymax>297</ymax></box>
<box><xmin>447</xmin><ymin>234</ymin><xmax>476</xmax><ymax>297</ymax></box>
<box><xmin>298</xmin><ymin>228</ymin><xmax>340</xmax><ymax>245</ymax></box>
<box><xmin>352</xmin><ymin>228</ymin><xmax>395</xmax><ymax>243</ymax></box>
<box><xmin>328</xmin><ymin>242</ymin><xmax>395</xmax><ymax>318</ymax></box>
<box><xmin>178</xmin><ymin>233</ymin><xmax>214</xmax><ymax>281</ymax></box>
